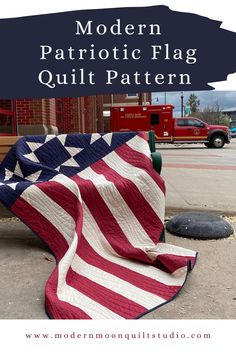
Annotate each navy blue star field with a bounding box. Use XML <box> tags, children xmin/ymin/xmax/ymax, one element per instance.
<box><xmin>0</xmin><ymin>132</ymin><xmax>137</xmax><ymax>208</ymax></box>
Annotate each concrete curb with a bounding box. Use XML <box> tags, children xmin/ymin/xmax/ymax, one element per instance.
<box><xmin>165</xmin><ymin>207</ymin><xmax>236</xmax><ymax>217</ymax></box>
<box><xmin>1</xmin><ymin>203</ymin><xmax>236</xmax><ymax>219</ymax></box>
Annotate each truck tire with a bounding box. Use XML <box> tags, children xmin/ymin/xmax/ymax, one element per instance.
<box><xmin>209</xmin><ymin>135</ymin><xmax>225</xmax><ymax>148</ymax></box>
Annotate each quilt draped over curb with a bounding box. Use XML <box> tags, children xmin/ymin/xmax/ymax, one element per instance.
<box><xmin>0</xmin><ymin>132</ymin><xmax>197</xmax><ymax>319</ymax></box>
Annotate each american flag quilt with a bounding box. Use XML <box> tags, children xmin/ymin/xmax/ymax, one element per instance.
<box><xmin>0</xmin><ymin>132</ymin><xmax>197</xmax><ymax>319</ymax></box>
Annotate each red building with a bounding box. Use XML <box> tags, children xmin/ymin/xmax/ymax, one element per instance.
<box><xmin>0</xmin><ymin>93</ymin><xmax>151</xmax><ymax>136</ymax></box>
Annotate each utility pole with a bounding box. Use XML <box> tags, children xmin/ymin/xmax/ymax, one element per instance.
<box><xmin>181</xmin><ymin>92</ymin><xmax>184</xmax><ymax>117</ymax></box>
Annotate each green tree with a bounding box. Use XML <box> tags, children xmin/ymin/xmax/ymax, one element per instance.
<box><xmin>219</xmin><ymin>113</ymin><xmax>230</xmax><ymax>126</ymax></box>
<box><xmin>191</xmin><ymin>101</ymin><xmax>230</xmax><ymax>126</ymax></box>
<box><xmin>186</xmin><ymin>94</ymin><xmax>200</xmax><ymax>113</ymax></box>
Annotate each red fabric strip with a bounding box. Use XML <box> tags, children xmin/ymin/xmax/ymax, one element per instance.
<box><xmin>91</xmin><ymin>159</ymin><xmax>163</xmax><ymax>243</ymax></box>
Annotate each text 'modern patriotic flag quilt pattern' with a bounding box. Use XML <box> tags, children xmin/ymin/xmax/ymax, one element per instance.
<box><xmin>0</xmin><ymin>132</ymin><xmax>197</xmax><ymax>319</ymax></box>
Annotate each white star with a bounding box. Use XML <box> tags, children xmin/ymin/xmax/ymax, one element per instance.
<box><xmin>90</xmin><ymin>133</ymin><xmax>102</xmax><ymax>144</ymax></box>
<box><xmin>57</xmin><ymin>135</ymin><xmax>67</xmax><ymax>146</ymax></box>
<box><xmin>8</xmin><ymin>182</ymin><xmax>19</xmax><ymax>190</ymax></box>
<box><xmin>45</xmin><ymin>135</ymin><xmax>56</xmax><ymax>143</ymax></box>
<box><xmin>55</xmin><ymin>157</ymin><xmax>80</xmax><ymax>172</ymax></box>
<box><xmin>90</xmin><ymin>133</ymin><xmax>113</xmax><ymax>146</ymax></box>
<box><xmin>0</xmin><ymin>181</ymin><xmax>18</xmax><ymax>190</ymax></box>
<box><xmin>64</xmin><ymin>146</ymin><xmax>83</xmax><ymax>157</ymax></box>
<box><xmin>56</xmin><ymin>135</ymin><xmax>84</xmax><ymax>159</ymax></box>
<box><xmin>61</xmin><ymin>157</ymin><xmax>80</xmax><ymax>168</ymax></box>
<box><xmin>23</xmin><ymin>152</ymin><xmax>40</xmax><ymax>163</ymax></box>
<box><xmin>26</xmin><ymin>136</ymin><xmax>55</xmax><ymax>154</ymax></box>
<box><xmin>26</xmin><ymin>142</ymin><xmax>43</xmax><ymax>152</ymax></box>
<box><xmin>14</xmin><ymin>161</ymin><xmax>24</xmax><ymax>178</ymax></box>
<box><xmin>102</xmin><ymin>133</ymin><xmax>113</xmax><ymax>146</ymax></box>
<box><xmin>2</xmin><ymin>160</ymin><xmax>42</xmax><ymax>184</ymax></box>
<box><xmin>25</xmin><ymin>170</ymin><xmax>42</xmax><ymax>182</ymax></box>
<box><xmin>4</xmin><ymin>168</ymin><xmax>14</xmax><ymax>181</ymax></box>
<box><xmin>24</xmin><ymin>136</ymin><xmax>57</xmax><ymax>164</ymax></box>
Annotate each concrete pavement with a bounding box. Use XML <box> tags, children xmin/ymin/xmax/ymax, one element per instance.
<box><xmin>0</xmin><ymin>140</ymin><xmax>235</xmax><ymax>319</ymax></box>
<box><xmin>158</xmin><ymin>140</ymin><xmax>236</xmax><ymax>215</ymax></box>
<box><xmin>0</xmin><ymin>216</ymin><xmax>235</xmax><ymax>319</ymax></box>
<box><xmin>0</xmin><ymin>218</ymin><xmax>53</xmax><ymax>319</ymax></box>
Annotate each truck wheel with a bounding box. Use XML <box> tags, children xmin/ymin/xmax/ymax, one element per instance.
<box><xmin>210</xmin><ymin>136</ymin><xmax>225</xmax><ymax>148</ymax></box>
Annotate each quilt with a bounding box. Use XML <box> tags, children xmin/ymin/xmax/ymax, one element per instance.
<box><xmin>0</xmin><ymin>132</ymin><xmax>197</xmax><ymax>319</ymax></box>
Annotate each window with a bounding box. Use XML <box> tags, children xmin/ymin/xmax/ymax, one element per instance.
<box><xmin>0</xmin><ymin>114</ymin><xmax>13</xmax><ymax>134</ymax></box>
<box><xmin>126</xmin><ymin>93</ymin><xmax>138</xmax><ymax>98</ymax></box>
<box><xmin>151</xmin><ymin>114</ymin><xmax>159</xmax><ymax>125</ymax></box>
<box><xmin>0</xmin><ymin>100</ymin><xmax>16</xmax><ymax>135</ymax></box>
<box><xmin>177</xmin><ymin>119</ymin><xmax>188</xmax><ymax>127</ymax></box>
<box><xmin>188</xmin><ymin>119</ymin><xmax>205</xmax><ymax>127</ymax></box>
<box><xmin>177</xmin><ymin>119</ymin><xmax>204</xmax><ymax>127</ymax></box>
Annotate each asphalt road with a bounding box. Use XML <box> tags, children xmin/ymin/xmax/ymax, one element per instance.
<box><xmin>157</xmin><ymin>138</ymin><xmax>236</xmax><ymax>168</ymax></box>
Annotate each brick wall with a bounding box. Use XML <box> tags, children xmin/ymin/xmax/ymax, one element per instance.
<box><xmin>1</xmin><ymin>94</ymin><xmax>143</xmax><ymax>136</ymax></box>
<box><xmin>55</xmin><ymin>96</ymin><xmax>103</xmax><ymax>134</ymax></box>
<box><xmin>96</xmin><ymin>95</ymin><xmax>104</xmax><ymax>132</ymax></box>
<box><xmin>84</xmin><ymin>96</ymin><xmax>97</xmax><ymax>133</ymax></box>
<box><xmin>15</xmin><ymin>98</ymin><xmax>57</xmax><ymax>135</ymax></box>
<box><xmin>0</xmin><ymin>100</ymin><xmax>12</xmax><ymax>111</ymax></box>
<box><xmin>15</xmin><ymin>99</ymin><xmax>32</xmax><ymax>125</ymax></box>
<box><xmin>15</xmin><ymin>99</ymin><xmax>57</xmax><ymax>127</ymax></box>
<box><xmin>72</xmin><ymin>97</ymin><xmax>85</xmax><ymax>133</ymax></box>
<box><xmin>42</xmin><ymin>99</ymin><xmax>56</xmax><ymax>126</ymax></box>
<box><xmin>103</xmin><ymin>93</ymin><xmax>151</xmax><ymax>106</ymax></box>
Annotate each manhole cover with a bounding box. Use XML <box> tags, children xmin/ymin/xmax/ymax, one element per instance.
<box><xmin>166</xmin><ymin>212</ymin><xmax>234</xmax><ymax>239</ymax></box>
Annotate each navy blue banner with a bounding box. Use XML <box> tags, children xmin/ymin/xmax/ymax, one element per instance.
<box><xmin>0</xmin><ymin>5</ymin><xmax>236</xmax><ymax>98</ymax></box>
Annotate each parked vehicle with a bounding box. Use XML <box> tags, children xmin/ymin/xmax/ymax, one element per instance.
<box><xmin>110</xmin><ymin>104</ymin><xmax>231</xmax><ymax>148</ymax></box>
<box><xmin>229</xmin><ymin>121</ymin><xmax>236</xmax><ymax>138</ymax></box>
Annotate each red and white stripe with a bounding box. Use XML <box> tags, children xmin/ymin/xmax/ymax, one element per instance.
<box><xmin>10</xmin><ymin>134</ymin><xmax>196</xmax><ymax>319</ymax></box>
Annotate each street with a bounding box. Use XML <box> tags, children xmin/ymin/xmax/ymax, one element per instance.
<box><xmin>157</xmin><ymin>139</ymin><xmax>236</xmax><ymax>215</ymax></box>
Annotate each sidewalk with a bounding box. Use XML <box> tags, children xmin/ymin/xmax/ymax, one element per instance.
<box><xmin>144</xmin><ymin>222</ymin><xmax>236</xmax><ymax>319</ymax></box>
<box><xmin>0</xmin><ymin>216</ymin><xmax>235</xmax><ymax>319</ymax></box>
<box><xmin>158</xmin><ymin>141</ymin><xmax>236</xmax><ymax>216</ymax></box>
<box><xmin>163</xmin><ymin>167</ymin><xmax>236</xmax><ymax>216</ymax></box>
